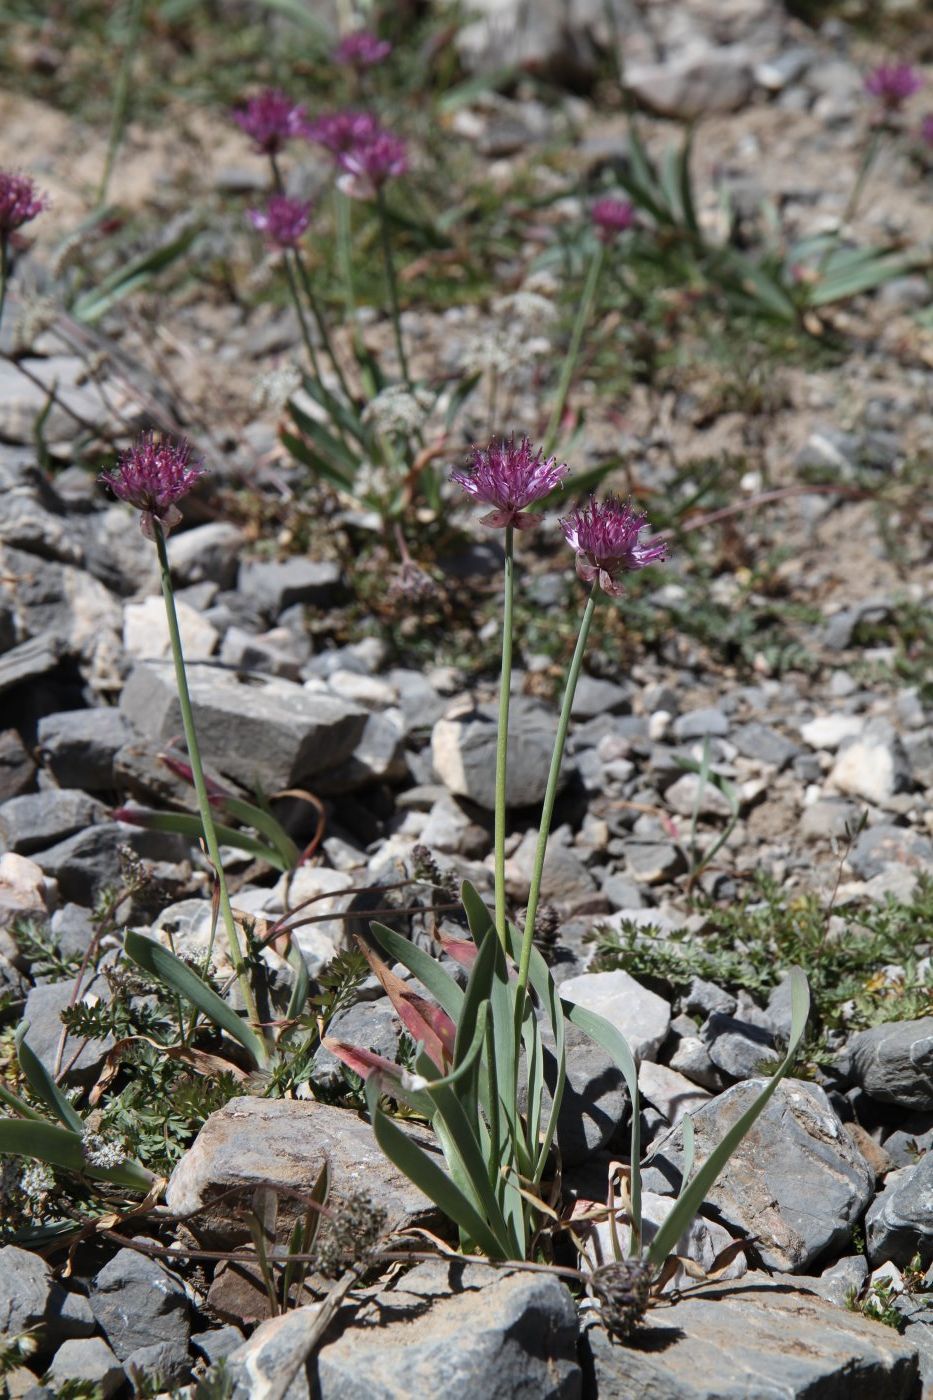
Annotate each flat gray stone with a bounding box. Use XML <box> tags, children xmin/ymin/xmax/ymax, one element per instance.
<box><xmin>239</xmin><ymin>557</ymin><xmax>344</xmax><ymax>617</ymax></box>
<box><xmin>22</xmin><ymin>969</ymin><xmax>114</xmax><ymax>1082</ymax></box>
<box><xmin>848</xmin><ymin>825</ymin><xmax>933</xmax><ymax>881</ymax></box>
<box><xmin>570</xmin><ymin>675</ymin><xmax>632</xmax><ymax>719</ymax></box>
<box><xmin>642</xmin><ymin>1079</ymin><xmax>875</xmax><ymax>1271</ymax></box>
<box><xmin>166</xmin><ymin>521</ymin><xmax>245</xmax><ymax>589</ymax></box>
<box><xmin>845</xmin><ymin>1018</ymin><xmax>933</xmax><ymax>1111</ymax></box>
<box><xmin>0</xmin><ymin>789</ymin><xmax>107</xmax><ymax>855</ymax></box>
<box><xmin>90</xmin><ymin>1249</ymin><xmax>189</xmax><ymax>1362</ymax></box>
<box><xmin>31</xmin><ymin>821</ymin><xmax>184</xmax><ymax>905</ymax></box>
<box><xmin>623</xmin><ymin>840</ymin><xmax>687</xmax><ymax>884</ymax></box>
<box><xmin>432</xmin><ymin>699</ymin><xmax>567</xmax><ymax>811</ymax></box>
<box><xmin>731</xmin><ymin>722</ymin><xmax>800</xmax><ymax>769</ymax></box>
<box><xmin>672</xmin><ymin>707</ymin><xmax>730</xmax><ymax>742</ymax></box>
<box><xmin>560</xmin><ymin>968</ymin><xmax>670</xmax><ymax>1064</ymax></box>
<box><xmin>165</xmin><ymin>1097</ymin><xmax>435</xmax><ymax>1247</ymax></box>
<box><xmin>583</xmin><ymin>1272</ymin><xmax>919</xmax><ymax>1399</ymax></box>
<box><xmin>701</xmin><ymin>1013</ymin><xmax>780</xmax><ymax>1080</ymax></box>
<box><xmin>830</xmin><ymin>719</ymin><xmax>913</xmax><ymax>806</ymax></box>
<box><xmin>46</xmin><ymin>1338</ymin><xmax>124</xmax><ymax>1398</ymax></box>
<box><xmin>120</xmin><ymin>662</ymin><xmax>366</xmax><ymax>792</ymax></box>
<box><xmin>866</xmin><ymin>1155</ymin><xmax>933</xmax><ymax>1268</ymax></box>
<box><xmin>36</xmin><ymin>708</ymin><xmax>133</xmax><ymax>791</ymax></box>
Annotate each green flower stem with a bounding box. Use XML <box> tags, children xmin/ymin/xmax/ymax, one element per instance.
<box><xmin>542</xmin><ymin>242</ymin><xmax>605</xmax><ymax>457</ymax></box>
<box><xmin>515</xmin><ymin>585</ymin><xmax>599</xmax><ymax>1006</ymax></box>
<box><xmin>494</xmin><ymin>525</ymin><xmax>515</xmax><ymax>949</ymax></box>
<box><xmin>96</xmin><ymin>0</ymin><xmax>144</xmax><ymax>207</ymax></box>
<box><xmin>335</xmin><ymin>188</ymin><xmax>363</xmax><ymax>359</ymax></box>
<box><xmin>375</xmin><ymin>185</ymin><xmax>411</xmax><ymax>388</ymax></box>
<box><xmin>293</xmin><ymin>250</ymin><xmax>356</xmax><ymax>407</ymax></box>
<box><xmin>153</xmin><ymin>521</ymin><xmax>267</xmax><ymax>1063</ymax></box>
<box><xmin>0</xmin><ymin>240</ymin><xmax>8</xmax><ymax>332</ymax></box>
<box><xmin>282</xmin><ymin>252</ymin><xmax>324</xmax><ymax>384</ymax></box>
<box><xmin>816</xmin><ymin>126</ymin><xmax>882</xmax><ymax>281</ymax></box>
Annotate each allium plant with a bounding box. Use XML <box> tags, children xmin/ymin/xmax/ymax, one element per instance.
<box><xmin>248</xmin><ymin>195</ymin><xmax>312</xmax><ymax>249</ymax></box>
<box><xmin>334</xmin><ymin>30</ymin><xmax>392</xmax><ymax>70</ymax></box>
<box><xmin>233</xmin><ymin>89</ymin><xmax>309</xmax><ymax>154</ymax></box>
<box><xmin>100</xmin><ymin>434</ymin><xmax>267</xmax><ymax>1064</ymax></box>
<box><xmin>864</xmin><ymin>63</ymin><xmax>923</xmax><ymax>113</ymax></box>
<box><xmin>327</xmin><ymin>449</ymin><xmax>809</xmax><ymax>1302</ymax></box>
<box><xmin>0</xmin><ymin>171</ymin><xmax>46</xmax><ymax>325</ymax></box>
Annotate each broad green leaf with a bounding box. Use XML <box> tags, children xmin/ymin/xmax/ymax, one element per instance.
<box><xmin>0</xmin><ymin>1084</ymin><xmax>44</xmax><ymax>1121</ymax></box>
<box><xmin>288</xmin><ymin>400</ymin><xmax>361</xmax><ymax>475</ymax></box>
<box><xmin>298</xmin><ymin>373</ymin><xmax>371</xmax><ymax>450</ymax></box>
<box><xmin>808</xmin><ymin>254</ymin><xmax>917</xmax><ymax>307</ymax></box>
<box><xmin>645</xmin><ymin>967</ymin><xmax>810</xmax><ymax>1268</ymax></box>
<box><xmin>123</xmin><ymin>932</ymin><xmax>266</xmax><ymax>1067</ymax></box>
<box><xmin>285</xmin><ymin>938</ymin><xmax>310</xmax><ymax>1023</ymax></box>
<box><xmin>72</xmin><ymin>227</ymin><xmax>198</xmax><ymax>322</ymax></box>
<box><xmin>15</xmin><ymin>1025</ymin><xmax>84</xmax><ymax>1133</ymax></box>
<box><xmin>116</xmin><ymin>808</ymin><xmax>287</xmax><ymax>870</ymax></box>
<box><xmin>0</xmin><ymin>1120</ymin><xmax>154</xmax><ymax>1190</ymax></box>
<box><xmin>280</xmin><ymin>430</ymin><xmax>355</xmax><ymax>491</ymax></box>
<box><xmin>219</xmin><ymin>794</ymin><xmax>300</xmax><ymax>870</ymax></box>
<box><xmin>369</xmin><ymin>922</ymin><xmax>464</xmax><ymax>1023</ymax></box>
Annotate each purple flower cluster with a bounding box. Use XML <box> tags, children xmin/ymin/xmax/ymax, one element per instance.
<box><xmin>307</xmin><ymin>109</ymin><xmax>407</xmax><ymax>197</ymax></box>
<box><xmin>248</xmin><ymin>194</ymin><xmax>312</xmax><ymax>249</ymax></box>
<box><xmin>305</xmin><ymin>109</ymin><xmax>381</xmax><ymax>156</ymax></box>
<box><xmin>864</xmin><ymin>64</ymin><xmax>922</xmax><ymax>112</ymax></box>
<box><xmin>560</xmin><ymin>497</ymin><xmax>667</xmax><ymax>595</ymax></box>
<box><xmin>0</xmin><ymin>171</ymin><xmax>47</xmax><ymax>236</ymax></box>
<box><xmin>452</xmin><ymin>436</ymin><xmax>568</xmax><ymax>530</ymax></box>
<box><xmin>99</xmin><ymin>433</ymin><xmax>205</xmax><ymax>538</ymax></box>
<box><xmin>591</xmin><ymin>197</ymin><xmax>636</xmax><ymax>243</ymax></box>
<box><xmin>232</xmin><ymin>89</ymin><xmax>309</xmax><ymax>155</ymax></box>
<box><xmin>335</xmin><ymin>29</ymin><xmax>392</xmax><ymax>70</ymax></box>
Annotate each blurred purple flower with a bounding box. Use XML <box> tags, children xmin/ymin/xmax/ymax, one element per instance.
<box><xmin>248</xmin><ymin>194</ymin><xmax>312</xmax><ymax>248</ymax></box>
<box><xmin>232</xmin><ymin>89</ymin><xmax>309</xmax><ymax>154</ymax></box>
<box><xmin>335</xmin><ymin>30</ymin><xmax>392</xmax><ymax>69</ymax></box>
<box><xmin>592</xmin><ymin>197</ymin><xmax>636</xmax><ymax>242</ymax></box>
<box><xmin>305</xmin><ymin>109</ymin><xmax>381</xmax><ymax>157</ymax></box>
<box><xmin>0</xmin><ymin>172</ymin><xmax>47</xmax><ymax>236</ymax></box>
<box><xmin>452</xmin><ymin>435</ymin><xmax>568</xmax><ymax>530</ymax></box>
<box><xmin>921</xmin><ymin>113</ymin><xmax>933</xmax><ymax>146</ymax></box>
<box><xmin>337</xmin><ymin>127</ymin><xmax>408</xmax><ymax>199</ymax></box>
<box><xmin>99</xmin><ymin>433</ymin><xmax>205</xmax><ymax>539</ymax></box>
<box><xmin>560</xmin><ymin>496</ymin><xmax>666</xmax><ymax>595</ymax></box>
<box><xmin>864</xmin><ymin>64</ymin><xmax>922</xmax><ymax>111</ymax></box>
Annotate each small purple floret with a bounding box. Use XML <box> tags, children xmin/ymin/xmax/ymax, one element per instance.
<box><xmin>335</xmin><ymin>30</ymin><xmax>392</xmax><ymax>69</ymax></box>
<box><xmin>452</xmin><ymin>436</ymin><xmax>569</xmax><ymax>530</ymax></box>
<box><xmin>560</xmin><ymin>496</ymin><xmax>666</xmax><ymax>595</ymax></box>
<box><xmin>305</xmin><ymin>109</ymin><xmax>381</xmax><ymax>157</ymax></box>
<box><xmin>0</xmin><ymin>172</ymin><xmax>47</xmax><ymax>236</ymax></box>
<box><xmin>337</xmin><ymin>127</ymin><xmax>408</xmax><ymax>199</ymax></box>
<box><xmin>232</xmin><ymin>89</ymin><xmax>309</xmax><ymax>154</ymax></box>
<box><xmin>864</xmin><ymin>64</ymin><xmax>922</xmax><ymax>111</ymax></box>
<box><xmin>248</xmin><ymin>195</ymin><xmax>312</xmax><ymax>248</ymax></box>
<box><xmin>592</xmin><ymin>197</ymin><xmax>636</xmax><ymax>242</ymax></box>
<box><xmin>99</xmin><ymin>433</ymin><xmax>205</xmax><ymax>538</ymax></box>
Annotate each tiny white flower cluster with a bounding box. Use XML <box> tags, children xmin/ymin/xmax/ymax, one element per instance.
<box><xmin>253</xmin><ymin>362</ymin><xmax>302</xmax><ymax>411</ymax></box>
<box><xmin>492</xmin><ymin>290</ymin><xmax>558</xmax><ymax>329</ymax></box>
<box><xmin>81</xmin><ymin>1128</ymin><xmax>126</xmax><ymax>1170</ymax></box>
<box><xmin>459</xmin><ymin>283</ymin><xmax>558</xmax><ymax>383</ymax></box>
<box><xmin>362</xmin><ymin>384</ymin><xmax>433</xmax><ymax>437</ymax></box>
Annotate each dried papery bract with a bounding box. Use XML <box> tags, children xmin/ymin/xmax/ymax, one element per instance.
<box><xmin>99</xmin><ymin>432</ymin><xmax>205</xmax><ymax>539</ymax></box>
<box><xmin>232</xmin><ymin>89</ymin><xmax>309</xmax><ymax>154</ymax></box>
<box><xmin>560</xmin><ymin>495</ymin><xmax>668</xmax><ymax>597</ymax></box>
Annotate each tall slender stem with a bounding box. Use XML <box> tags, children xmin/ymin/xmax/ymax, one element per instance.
<box><xmin>335</xmin><ymin>188</ymin><xmax>362</xmax><ymax>358</ymax></box>
<box><xmin>282</xmin><ymin>252</ymin><xmax>324</xmax><ymax>383</ymax></box>
<box><xmin>0</xmin><ymin>240</ymin><xmax>8</xmax><ymax>332</ymax></box>
<box><xmin>293</xmin><ymin>250</ymin><xmax>355</xmax><ymax>406</ymax></box>
<box><xmin>376</xmin><ymin>185</ymin><xmax>411</xmax><ymax>388</ymax></box>
<box><xmin>493</xmin><ymin>525</ymin><xmax>515</xmax><ymax>949</ymax></box>
<box><xmin>97</xmin><ymin>0</ymin><xmax>144</xmax><ymax>206</ymax></box>
<box><xmin>153</xmin><ymin>522</ymin><xmax>267</xmax><ymax>1060</ymax></box>
<box><xmin>543</xmin><ymin>243</ymin><xmax>605</xmax><ymax>457</ymax></box>
<box><xmin>816</xmin><ymin>127</ymin><xmax>882</xmax><ymax>280</ymax></box>
<box><xmin>515</xmin><ymin>586</ymin><xmax>599</xmax><ymax>1006</ymax></box>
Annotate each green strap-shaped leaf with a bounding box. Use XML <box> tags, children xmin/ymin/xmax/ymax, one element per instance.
<box><xmin>220</xmin><ymin>794</ymin><xmax>300</xmax><ymax>870</ymax></box>
<box><xmin>117</xmin><ymin>809</ymin><xmax>287</xmax><ymax>870</ymax></box>
<box><xmin>645</xmin><ymin>966</ymin><xmax>810</xmax><ymax>1268</ymax></box>
<box><xmin>369</xmin><ymin>921</ymin><xmax>464</xmax><ymax>1022</ymax></box>
<box><xmin>0</xmin><ymin>1120</ymin><xmax>154</xmax><ymax>1190</ymax></box>
<box><xmin>123</xmin><ymin>931</ymin><xmax>266</xmax><ymax>1067</ymax></box>
<box><xmin>15</xmin><ymin>1025</ymin><xmax>84</xmax><ymax>1133</ymax></box>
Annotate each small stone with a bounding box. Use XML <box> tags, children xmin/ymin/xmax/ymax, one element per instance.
<box><xmin>570</xmin><ymin>674</ymin><xmax>632</xmax><ymax>719</ymax></box>
<box><xmin>46</xmin><ymin>1339</ymin><xmax>124</xmax><ymax>1399</ymax></box>
<box><xmin>37</xmin><ymin>708</ymin><xmax>133</xmax><ymax>791</ymax></box>
<box><xmin>800</xmin><ymin>714</ymin><xmax>864</xmax><ymax>750</ymax></box>
<box><xmin>664</xmin><ymin>772</ymin><xmax>734</xmax><ymax>818</ymax></box>
<box><xmin>801</xmin><ymin>798</ymin><xmax>862</xmax><ymax>841</ymax></box>
<box><xmin>866</xmin><ymin>1155</ymin><xmax>933</xmax><ymax>1268</ymax></box>
<box><xmin>560</xmin><ymin>968</ymin><xmax>671</xmax><ymax>1064</ymax></box>
<box><xmin>731</xmin><ymin>722</ymin><xmax>800</xmax><ymax>769</ymax></box>
<box><xmin>239</xmin><ymin>557</ymin><xmax>344</xmax><ymax>617</ymax></box>
<box><xmin>672</xmin><ymin>707</ymin><xmax>730</xmax><ymax>742</ymax></box>
<box><xmin>166</xmin><ymin>521</ymin><xmax>244</xmax><ymax>588</ymax></box>
<box><xmin>623</xmin><ymin>840</ymin><xmax>687</xmax><ymax>884</ymax></box>
<box><xmin>431</xmin><ymin>699</ymin><xmax>566</xmax><ymax>811</ymax></box>
<box><xmin>0</xmin><ymin>728</ymin><xmax>36</xmax><ymax>800</ymax></box>
<box><xmin>848</xmin><ymin>824</ymin><xmax>933</xmax><ymax>881</ymax></box>
<box><xmin>0</xmin><ymin>852</ymin><xmax>55</xmax><ymax>929</ymax></box>
<box><xmin>625</xmin><ymin>49</ymin><xmax>754</xmax><ymax>120</ymax></box>
<box><xmin>90</xmin><ymin>1249</ymin><xmax>190</xmax><ymax>1362</ymax></box>
<box><xmin>504</xmin><ymin>829</ymin><xmax>597</xmax><ymax>911</ymax></box>
<box><xmin>123</xmin><ymin>1338</ymin><xmax>191</xmax><ymax>1389</ymax></box>
<box><xmin>844</xmin><ymin>1018</ymin><xmax>933</xmax><ymax>1111</ymax></box>
<box><xmin>123</xmin><ymin>595</ymin><xmax>219</xmax><ymax>662</ymax></box>
<box><xmin>668</xmin><ymin>1034</ymin><xmax>725</xmax><ymax>1092</ymax></box>
<box><xmin>22</xmin><ymin>969</ymin><xmax>114</xmax><ymax>1082</ymax></box>
<box><xmin>819</xmin><ymin>1254</ymin><xmax>870</xmax><ymax>1308</ymax></box>
<box><xmin>682</xmin><ymin>977</ymin><xmax>736</xmax><ymax>1020</ymax></box>
<box><xmin>701</xmin><ymin>1012</ymin><xmax>780</xmax><ymax>1080</ymax></box>
<box><xmin>638</xmin><ymin>1061</ymin><xmax>710</xmax><ymax>1126</ymax></box>
<box><xmin>830</xmin><ymin>720</ymin><xmax>912</xmax><ymax>806</ymax></box>
<box><xmin>0</xmin><ymin>789</ymin><xmax>107</xmax><ymax>856</ymax></box>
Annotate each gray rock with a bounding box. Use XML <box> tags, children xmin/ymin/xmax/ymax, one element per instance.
<box><xmin>0</xmin><ymin>789</ymin><xmax>107</xmax><ymax>856</ymax></box>
<box><xmin>642</xmin><ymin>1079</ymin><xmax>875</xmax><ymax>1271</ymax></box>
<box><xmin>599</xmin><ymin>873</ymin><xmax>645</xmax><ymax>910</ymax></box>
<box><xmin>882</xmin><ymin>1113</ymin><xmax>933</xmax><ymax>1168</ymax></box>
<box><xmin>315</xmin><ymin>709</ymin><xmax>408</xmax><ymax>793</ymax></box>
<box><xmin>626</xmin><ymin>48</ymin><xmax>754</xmax><ymax>120</ymax></box>
<box><xmin>432</xmin><ymin>699</ymin><xmax>567</xmax><ymax>811</ymax></box>
<box><xmin>124</xmin><ymin>1338</ymin><xmax>191</xmax><ymax>1389</ymax></box>
<box><xmin>570</xmin><ymin>674</ymin><xmax>632</xmax><ymax>718</ymax></box>
<box><xmin>668</xmin><ymin>1033</ymin><xmax>725</xmax><ymax>1092</ymax></box>
<box><xmin>801</xmin><ymin>798</ymin><xmax>862</xmax><ymax>841</ymax></box>
<box><xmin>388</xmin><ymin>668</ymin><xmax>448</xmax><ymax>735</ymax></box>
<box><xmin>866</xmin><ymin>1155</ymin><xmax>933</xmax><ymax>1268</ymax></box>
<box><xmin>166</xmin><ymin>521</ymin><xmax>244</xmax><ymax>589</ymax></box>
<box><xmin>731</xmin><ymin>722</ymin><xmax>800</xmax><ymax>769</ymax></box>
<box><xmin>673</xmin><ymin>707</ymin><xmax>730</xmax><ymax>742</ymax></box>
<box><xmin>0</xmin><ymin>728</ymin><xmax>36</xmax><ymax>801</ymax></box>
<box><xmin>845</xmin><ymin>1018</ymin><xmax>933</xmax><ymax>1111</ymax></box>
<box><xmin>120</xmin><ymin>662</ymin><xmax>366</xmax><ymax>792</ymax></box>
<box><xmin>31</xmin><ymin>821</ymin><xmax>184</xmax><ymax>905</ymax></box>
<box><xmin>560</xmin><ymin>968</ymin><xmax>670</xmax><ymax>1063</ymax></box>
<box><xmin>239</xmin><ymin>557</ymin><xmax>344</xmax><ymax>617</ymax></box>
<box><xmin>665</xmin><ymin>772</ymin><xmax>734</xmax><ymax>818</ymax></box>
<box><xmin>90</xmin><ymin>1249</ymin><xmax>189</xmax><ymax>1362</ymax></box>
<box><xmin>583</xmin><ymin>1272</ymin><xmax>919</xmax><ymax>1399</ymax></box>
<box><xmin>848</xmin><ymin>825</ymin><xmax>933</xmax><ymax>881</ymax></box>
<box><xmin>702</xmin><ymin>1012</ymin><xmax>780</xmax><ymax>1080</ymax></box>
<box><xmin>191</xmin><ymin>1325</ymin><xmax>245</xmax><ymax>1364</ymax></box>
<box><xmin>683</xmin><ymin>977</ymin><xmax>736</xmax><ymax>1020</ymax></box>
<box><xmin>522</xmin><ymin>1020</ymin><xmax>628</xmax><ymax>1167</ymax></box>
<box><xmin>314</xmin><ymin>1262</ymin><xmax>581</xmax><ymax>1399</ymax></box>
<box><xmin>623</xmin><ymin>839</ymin><xmax>687</xmax><ymax>884</ymax></box>
<box><xmin>0</xmin><ymin>633</ymin><xmax>62</xmax><ymax>697</ymax></box>
<box><xmin>819</xmin><ymin>1254</ymin><xmax>869</xmax><ymax>1307</ymax></box>
<box><xmin>22</xmin><ymin>969</ymin><xmax>114</xmax><ymax>1082</ymax></box>
<box><xmin>36</xmin><ymin>708</ymin><xmax>133</xmax><ymax>791</ymax></box>
<box><xmin>165</xmin><ymin>1097</ymin><xmax>435</xmax><ymax>1247</ymax></box>
<box><xmin>310</xmin><ymin>998</ymin><xmax>400</xmax><ymax>1093</ymax></box>
<box><xmin>0</xmin><ymin>1246</ymin><xmax>92</xmax><ymax>1348</ymax></box>
<box><xmin>505</xmin><ymin>829</ymin><xmax>598</xmax><ymax>911</ymax></box>
<box><xmin>219</xmin><ymin>625</ymin><xmax>304</xmax><ymax>680</ymax></box>
<box><xmin>830</xmin><ymin>719</ymin><xmax>913</xmax><ymax>806</ymax></box>
<box><xmin>45</xmin><ymin>1338</ymin><xmax>124</xmax><ymax>1399</ymax></box>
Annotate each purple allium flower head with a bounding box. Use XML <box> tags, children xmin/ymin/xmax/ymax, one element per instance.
<box><xmin>560</xmin><ymin>496</ymin><xmax>666</xmax><ymax>595</ymax></box>
<box><xmin>99</xmin><ymin>433</ymin><xmax>205</xmax><ymax>539</ymax></box>
<box><xmin>451</xmin><ymin>435</ymin><xmax>569</xmax><ymax>530</ymax></box>
<box><xmin>335</xmin><ymin>30</ymin><xmax>392</xmax><ymax>69</ymax></box>
<box><xmin>864</xmin><ymin>64</ymin><xmax>922</xmax><ymax>111</ymax></box>
<box><xmin>591</xmin><ymin>197</ymin><xmax>636</xmax><ymax>242</ymax></box>
<box><xmin>232</xmin><ymin>89</ymin><xmax>309</xmax><ymax>155</ymax></box>
<box><xmin>248</xmin><ymin>194</ymin><xmax>312</xmax><ymax>248</ymax></box>
<box><xmin>0</xmin><ymin>172</ymin><xmax>47</xmax><ymax>236</ymax></box>
<box><xmin>921</xmin><ymin>113</ymin><xmax>933</xmax><ymax>147</ymax></box>
<box><xmin>305</xmin><ymin>109</ymin><xmax>381</xmax><ymax>157</ymax></box>
<box><xmin>336</xmin><ymin>127</ymin><xmax>408</xmax><ymax>199</ymax></box>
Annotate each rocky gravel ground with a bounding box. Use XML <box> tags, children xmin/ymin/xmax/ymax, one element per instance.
<box><xmin>0</xmin><ymin>0</ymin><xmax>932</xmax><ymax>1396</ymax></box>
